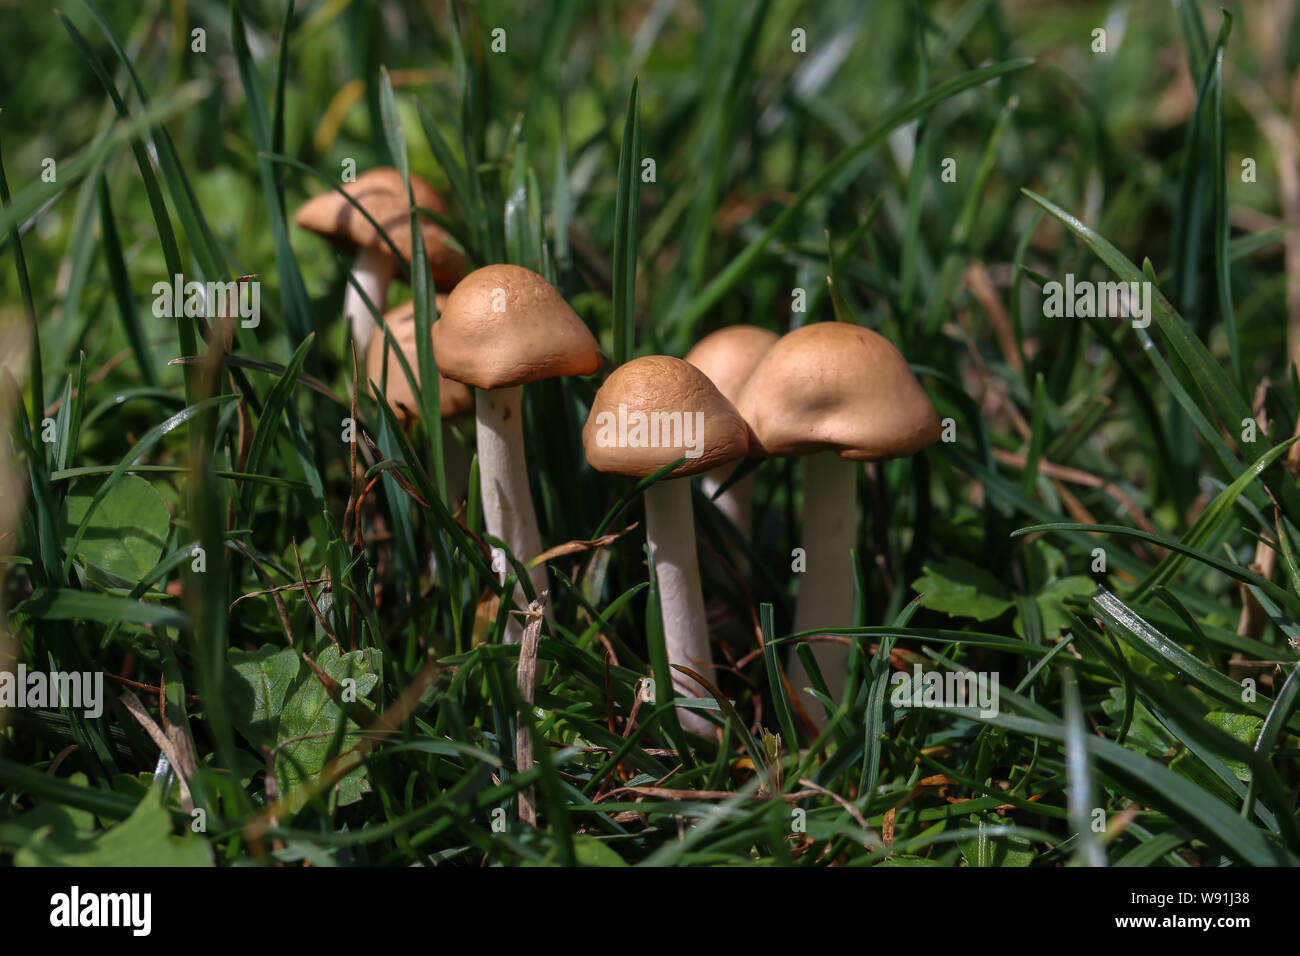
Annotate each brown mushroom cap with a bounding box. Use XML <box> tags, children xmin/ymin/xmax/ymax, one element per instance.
<box><xmin>735</xmin><ymin>322</ymin><xmax>941</xmax><ymax>461</ymax></box>
<box><xmin>582</xmin><ymin>356</ymin><xmax>750</xmax><ymax>479</ymax></box>
<box><xmin>431</xmin><ymin>264</ymin><xmax>601</xmax><ymax>389</ymax></box>
<box><xmin>683</xmin><ymin>325</ymin><xmax>779</xmax><ymax>405</ymax></box>
<box><xmin>294</xmin><ymin>167</ymin><xmax>464</xmax><ymax>289</ymax></box>
<box><xmin>366</xmin><ymin>297</ymin><xmax>473</xmax><ymax>422</ymax></box>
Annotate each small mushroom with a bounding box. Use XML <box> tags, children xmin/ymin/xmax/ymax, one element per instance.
<box><xmin>433</xmin><ymin>265</ymin><xmax>600</xmax><ymax>641</ymax></box>
<box><xmin>582</xmin><ymin>356</ymin><xmax>751</xmax><ymax>735</ymax></box>
<box><xmin>295</xmin><ymin>168</ymin><xmax>464</xmax><ymax>350</ymax></box>
<box><xmin>684</xmin><ymin>325</ymin><xmax>778</xmax><ymax>556</ymax></box>
<box><xmin>366</xmin><ymin>296</ymin><xmax>475</xmax><ymax>508</ymax></box>
<box><xmin>736</xmin><ymin>322</ymin><xmax>940</xmax><ymax>728</ymax></box>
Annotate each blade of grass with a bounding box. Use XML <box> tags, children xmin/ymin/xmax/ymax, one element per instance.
<box><xmin>378</xmin><ymin>66</ymin><xmax>445</xmax><ymax>500</ymax></box>
<box><xmin>239</xmin><ymin>334</ymin><xmax>315</xmax><ymax>517</ymax></box>
<box><xmin>760</xmin><ymin>603</ymin><xmax>799</xmax><ymax>760</ymax></box>
<box><xmin>951</xmin><ymin>710</ymin><xmax>1297</xmax><ymax>865</ymax></box>
<box><xmin>611</xmin><ymin>78</ymin><xmax>641</xmax><ymax>368</ymax></box>
<box><xmin>1129</xmin><ymin>436</ymin><xmax>1296</xmax><ymax>602</ymax></box>
<box><xmin>1209</xmin><ymin>13</ymin><xmax>1240</xmax><ymax>385</ymax></box>
<box><xmin>81</xmin><ymin>0</ymin><xmax>231</xmax><ymax>282</ymax></box>
<box><xmin>97</xmin><ymin>173</ymin><xmax>159</xmax><ymax>388</ymax></box>
<box><xmin>1242</xmin><ymin>657</ymin><xmax>1300</xmax><ymax>823</ymax></box>
<box><xmin>55</xmin><ymin>10</ymin><xmax>197</xmax><ymax>377</ymax></box>
<box><xmin>0</xmin><ymin>120</ymin><xmax>42</xmax><ymax>426</ymax></box>
<box><xmin>1019</xmin><ymin>373</ymin><xmax>1047</xmax><ymax>496</ymax></box>
<box><xmin>230</xmin><ymin>0</ymin><xmax>313</xmax><ymax>349</ymax></box>
<box><xmin>1015</xmin><ymin>522</ymin><xmax>1298</xmax><ymax>617</ymax></box>
<box><xmin>1061</xmin><ymin>663</ymin><xmax>1105</xmax><ymax>866</ymax></box>
<box><xmin>674</xmin><ymin>57</ymin><xmax>1033</xmax><ymax>342</ymax></box>
<box><xmin>1022</xmin><ymin>188</ymin><xmax>1250</xmax><ymax>443</ymax></box>
<box><xmin>1089</xmin><ymin>589</ymin><xmax>1300</xmax><ymax>736</ymax></box>
<box><xmin>0</xmin><ymin>83</ymin><xmax>207</xmax><ymax>239</ymax></box>
<box><xmin>14</xmin><ymin>588</ymin><xmax>186</xmax><ymax>628</ymax></box>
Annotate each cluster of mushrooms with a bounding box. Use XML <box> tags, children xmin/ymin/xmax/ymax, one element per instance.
<box><xmin>296</xmin><ymin>168</ymin><xmax>943</xmax><ymax>737</ymax></box>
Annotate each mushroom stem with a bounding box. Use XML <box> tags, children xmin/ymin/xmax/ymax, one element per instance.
<box><xmin>343</xmin><ymin>246</ymin><xmax>397</xmax><ymax>350</ymax></box>
<box><xmin>700</xmin><ymin>464</ymin><xmax>753</xmax><ymax>575</ymax></box>
<box><xmin>475</xmin><ymin>386</ymin><xmax>547</xmax><ymax>643</ymax></box>
<box><xmin>788</xmin><ymin>451</ymin><xmax>858</xmax><ymax>728</ymax></box>
<box><xmin>644</xmin><ymin>478</ymin><xmax>717</xmax><ymax>736</ymax></box>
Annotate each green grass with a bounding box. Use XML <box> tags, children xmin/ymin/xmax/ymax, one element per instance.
<box><xmin>1</xmin><ymin>0</ymin><xmax>1298</xmax><ymax>866</ymax></box>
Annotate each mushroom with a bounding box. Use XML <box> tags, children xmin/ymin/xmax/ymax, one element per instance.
<box><xmin>433</xmin><ymin>265</ymin><xmax>600</xmax><ymax>641</ymax></box>
<box><xmin>295</xmin><ymin>167</ymin><xmax>464</xmax><ymax>351</ymax></box>
<box><xmin>735</xmin><ymin>322</ymin><xmax>940</xmax><ymax>729</ymax></box>
<box><xmin>582</xmin><ymin>356</ymin><xmax>751</xmax><ymax>735</ymax></box>
<box><xmin>683</xmin><ymin>325</ymin><xmax>778</xmax><ymax>557</ymax></box>
<box><xmin>365</xmin><ymin>296</ymin><xmax>476</xmax><ymax>509</ymax></box>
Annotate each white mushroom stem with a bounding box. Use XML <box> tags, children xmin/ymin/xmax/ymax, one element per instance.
<box><xmin>644</xmin><ymin>477</ymin><xmax>717</xmax><ymax>736</ymax></box>
<box><xmin>343</xmin><ymin>246</ymin><xmax>397</xmax><ymax>350</ymax></box>
<box><xmin>476</xmin><ymin>386</ymin><xmax>547</xmax><ymax>644</ymax></box>
<box><xmin>700</xmin><ymin>464</ymin><xmax>754</xmax><ymax>576</ymax></box>
<box><xmin>787</xmin><ymin>451</ymin><xmax>858</xmax><ymax>729</ymax></box>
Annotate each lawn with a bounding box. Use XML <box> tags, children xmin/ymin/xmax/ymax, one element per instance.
<box><xmin>1</xmin><ymin>0</ymin><xmax>1298</xmax><ymax>867</ymax></box>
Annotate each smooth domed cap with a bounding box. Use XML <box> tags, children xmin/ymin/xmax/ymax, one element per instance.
<box><xmin>684</xmin><ymin>325</ymin><xmax>779</xmax><ymax>405</ymax></box>
<box><xmin>367</xmin><ymin>297</ymin><xmax>472</xmax><ymax>422</ymax></box>
<box><xmin>736</xmin><ymin>322</ymin><xmax>941</xmax><ymax>461</ymax></box>
<box><xmin>432</xmin><ymin>264</ymin><xmax>601</xmax><ymax>389</ymax></box>
<box><xmin>582</xmin><ymin>356</ymin><xmax>750</xmax><ymax>479</ymax></box>
<box><xmin>294</xmin><ymin>167</ymin><xmax>464</xmax><ymax>288</ymax></box>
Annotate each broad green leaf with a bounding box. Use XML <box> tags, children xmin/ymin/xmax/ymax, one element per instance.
<box><xmin>1014</xmin><ymin>576</ymin><xmax>1095</xmax><ymax>640</ymax></box>
<box><xmin>571</xmin><ymin>836</ymin><xmax>628</xmax><ymax>867</ymax></box>
<box><xmin>913</xmin><ymin>558</ymin><xmax>1014</xmax><ymax>622</ymax></box>
<box><xmin>1099</xmin><ymin>688</ymin><xmax>1176</xmax><ymax>759</ymax></box>
<box><xmin>276</xmin><ymin>646</ymin><xmax>382</xmax><ymax>807</ymax></box>
<box><xmin>876</xmin><ymin>853</ymin><xmax>944</xmax><ymax>866</ymax></box>
<box><xmin>226</xmin><ymin>645</ymin><xmax>300</xmax><ymax>751</ymax></box>
<box><xmin>60</xmin><ymin>474</ymin><xmax>169</xmax><ymax>582</ymax></box>
<box><xmin>1201</xmin><ymin>711</ymin><xmax>1263</xmax><ymax>781</ymax></box>
<box><xmin>0</xmin><ymin>773</ymin><xmax>95</xmax><ymax>849</ymax></box>
<box><xmin>15</xmin><ymin>788</ymin><xmax>212</xmax><ymax>867</ymax></box>
<box><xmin>60</xmin><ymin>394</ymin><xmax>239</xmax><ymax>579</ymax></box>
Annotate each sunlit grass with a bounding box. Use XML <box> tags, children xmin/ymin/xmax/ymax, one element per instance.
<box><xmin>0</xmin><ymin>0</ymin><xmax>1297</xmax><ymax>867</ymax></box>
